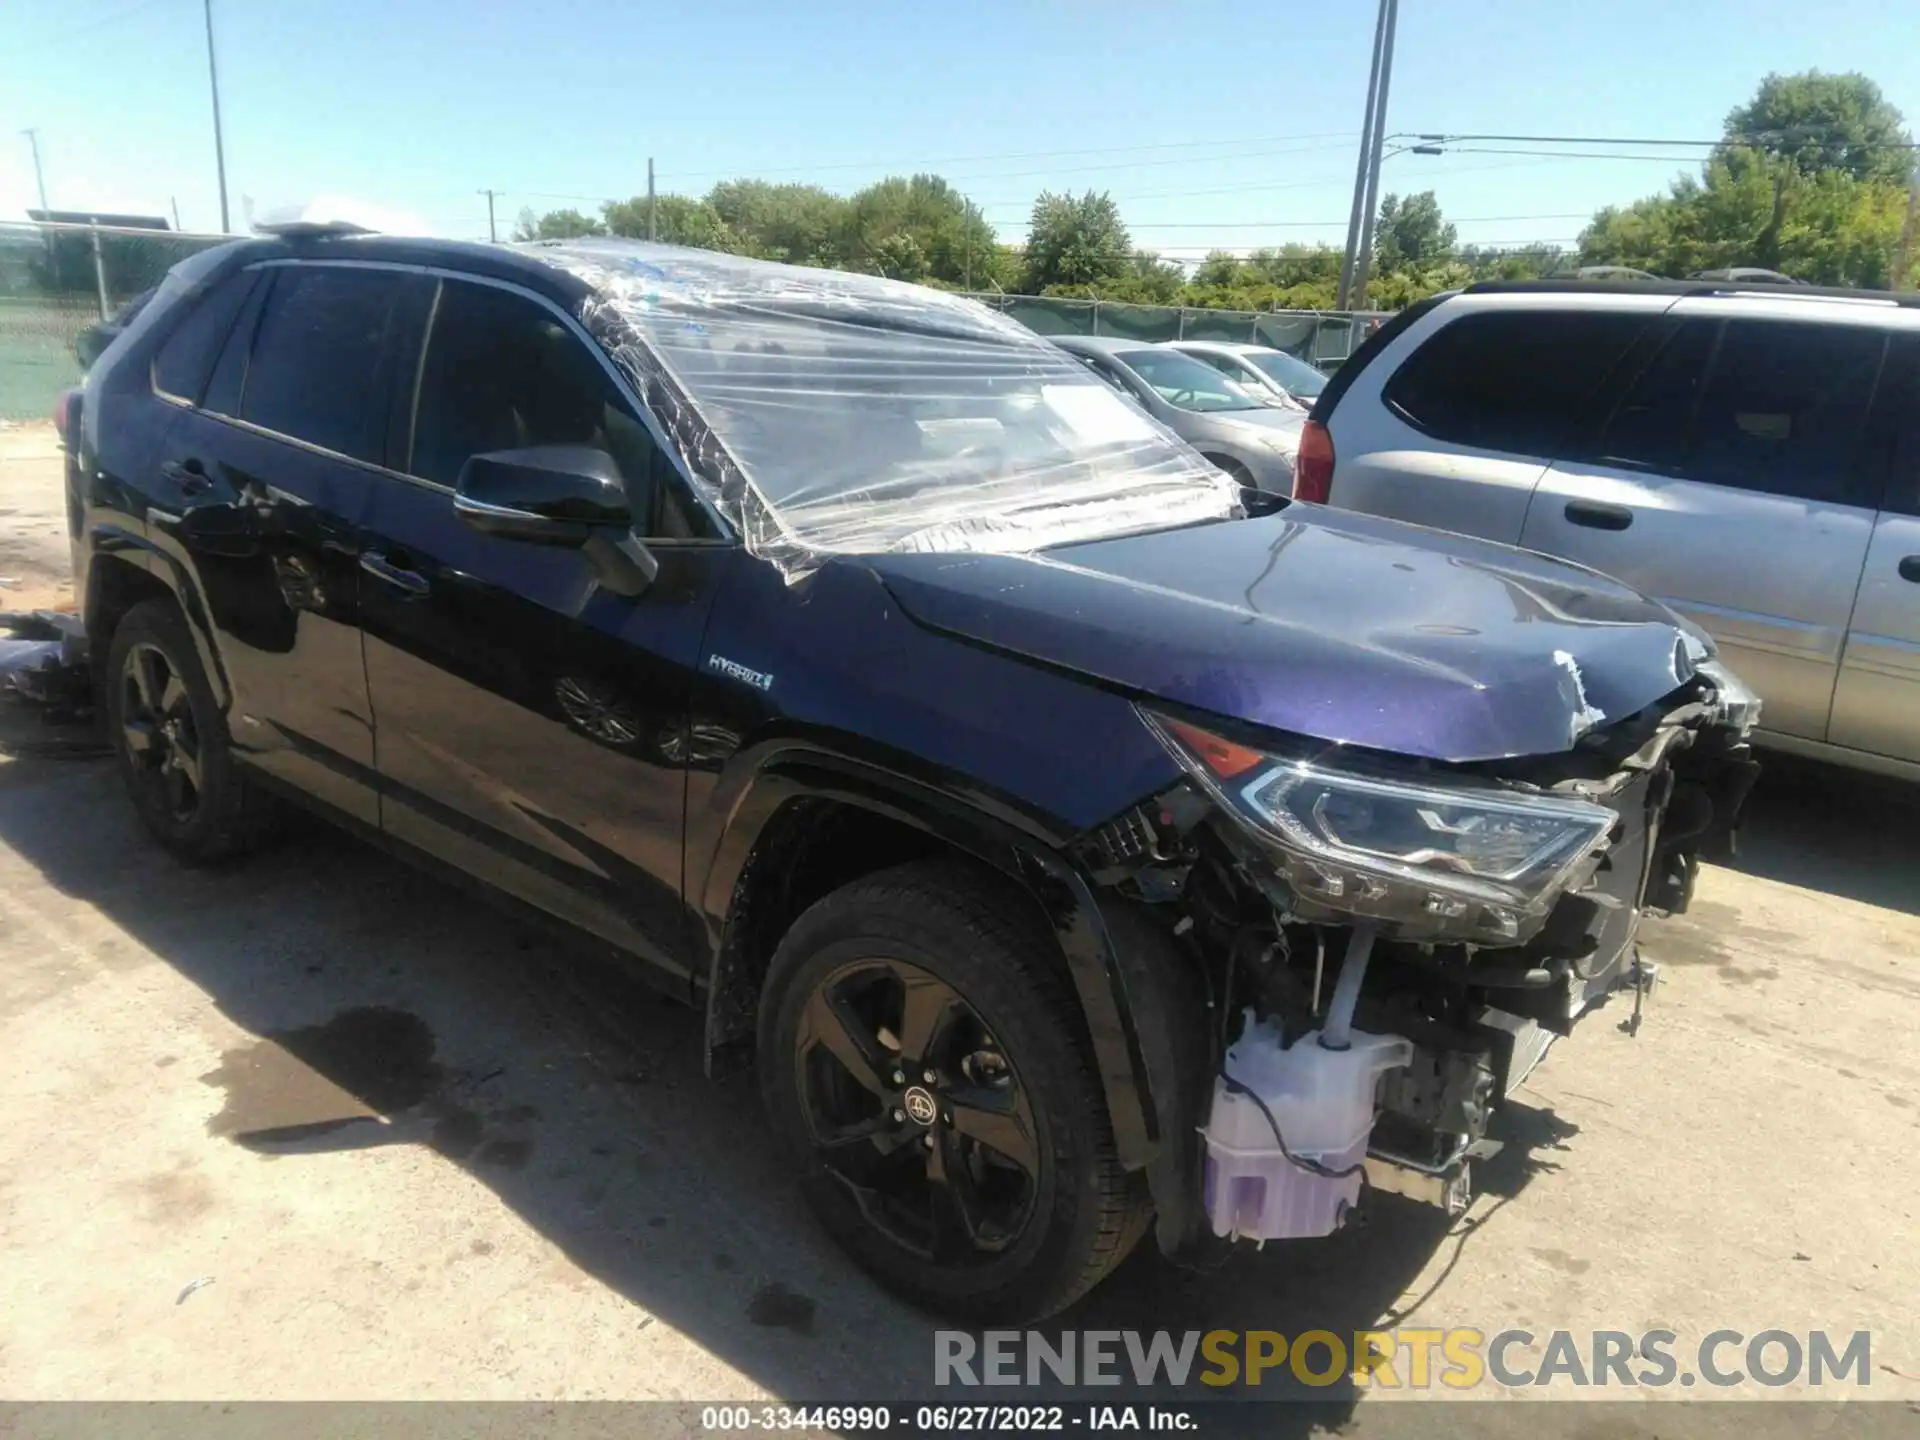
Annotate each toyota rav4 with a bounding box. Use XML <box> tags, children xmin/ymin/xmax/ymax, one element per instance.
<box><xmin>68</xmin><ymin>231</ymin><xmax>1759</xmax><ymax>1321</ymax></box>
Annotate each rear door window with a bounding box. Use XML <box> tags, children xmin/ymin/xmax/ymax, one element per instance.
<box><xmin>1382</xmin><ymin>309</ymin><xmax>1651</xmax><ymax>457</ymax></box>
<box><xmin>237</xmin><ymin>266</ymin><xmax>408</xmax><ymax>464</ymax></box>
<box><xmin>1590</xmin><ymin>318</ymin><xmax>1718</xmax><ymax>473</ymax></box>
<box><xmin>1861</xmin><ymin>333</ymin><xmax>1920</xmax><ymax>518</ymax></box>
<box><xmin>1685</xmin><ymin>319</ymin><xmax>1884</xmax><ymax>507</ymax></box>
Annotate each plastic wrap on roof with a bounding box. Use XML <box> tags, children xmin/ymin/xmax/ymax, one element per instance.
<box><xmin>530</xmin><ymin>240</ymin><xmax>1241</xmax><ymax>581</ymax></box>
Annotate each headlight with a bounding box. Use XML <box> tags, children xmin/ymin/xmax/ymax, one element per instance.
<box><xmin>1142</xmin><ymin>709</ymin><xmax>1615</xmax><ymax>943</ymax></box>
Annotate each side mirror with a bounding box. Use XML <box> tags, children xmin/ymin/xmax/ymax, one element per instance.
<box><xmin>453</xmin><ymin>445</ymin><xmax>659</xmax><ymax>596</ymax></box>
<box><xmin>453</xmin><ymin>445</ymin><xmax>630</xmax><ymax>544</ymax></box>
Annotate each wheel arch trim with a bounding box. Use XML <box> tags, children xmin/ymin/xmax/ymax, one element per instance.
<box><xmin>697</xmin><ymin>744</ymin><xmax>1165</xmax><ymax>1171</ymax></box>
<box><xmin>85</xmin><ymin>524</ymin><xmax>233</xmax><ymax>710</ymax></box>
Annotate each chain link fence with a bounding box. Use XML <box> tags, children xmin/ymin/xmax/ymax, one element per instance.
<box><xmin>0</xmin><ymin>220</ymin><xmax>231</xmax><ymax>421</ymax></box>
<box><xmin>963</xmin><ymin>293</ymin><xmax>1390</xmax><ymax>370</ymax></box>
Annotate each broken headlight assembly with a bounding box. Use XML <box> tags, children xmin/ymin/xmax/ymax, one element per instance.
<box><xmin>1141</xmin><ymin>709</ymin><xmax>1616</xmax><ymax>944</ymax></box>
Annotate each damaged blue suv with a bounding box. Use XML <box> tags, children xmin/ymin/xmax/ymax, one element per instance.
<box><xmin>69</xmin><ymin>232</ymin><xmax>1759</xmax><ymax>1321</ymax></box>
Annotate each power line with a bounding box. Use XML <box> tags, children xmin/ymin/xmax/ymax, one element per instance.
<box><xmin>508</xmin><ymin>158</ymin><xmax>1594</xmax><ymax>230</ymax></box>
<box><xmin>651</xmin><ymin>130</ymin><xmax>1361</xmax><ymax>183</ymax></box>
<box><xmin>902</xmin><ymin>140</ymin><xmax>1359</xmax><ymax>186</ymax></box>
<box><xmin>1417</xmin><ymin>147</ymin><xmax>1732</xmax><ymax>164</ymax></box>
<box><xmin>6</xmin><ymin>0</ymin><xmax>173</xmax><ymax>59</ymax></box>
<box><xmin>1125</xmin><ymin>212</ymin><xmax>1592</xmax><ymax>229</ymax></box>
<box><xmin>1406</xmin><ymin>129</ymin><xmax>1920</xmax><ymax>152</ymax></box>
<box><xmin>1144</xmin><ymin>241</ymin><xmax>1580</xmax><ymax>259</ymax></box>
<box><xmin>974</xmin><ymin>157</ymin><xmax>1556</xmax><ymax>211</ymax></box>
<box><xmin>508</xmin><ymin>140</ymin><xmax>1362</xmax><ymax>210</ymax></box>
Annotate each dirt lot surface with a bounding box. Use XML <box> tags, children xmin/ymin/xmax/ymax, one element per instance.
<box><xmin>0</xmin><ymin>423</ymin><xmax>73</xmax><ymax>612</ymax></box>
<box><xmin>2</xmin><ymin>428</ymin><xmax>1917</xmax><ymax>1430</ymax></box>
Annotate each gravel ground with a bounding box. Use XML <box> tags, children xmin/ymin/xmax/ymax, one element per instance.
<box><xmin>2</xmin><ymin>427</ymin><xmax>1917</xmax><ymax>1433</ymax></box>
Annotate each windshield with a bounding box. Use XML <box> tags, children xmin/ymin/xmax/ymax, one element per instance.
<box><xmin>538</xmin><ymin>242</ymin><xmax>1239</xmax><ymax>580</ymax></box>
<box><xmin>1248</xmin><ymin>349</ymin><xmax>1329</xmax><ymax>399</ymax></box>
<box><xmin>1115</xmin><ymin>349</ymin><xmax>1268</xmax><ymax>413</ymax></box>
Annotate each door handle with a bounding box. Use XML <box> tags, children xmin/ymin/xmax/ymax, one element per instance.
<box><xmin>361</xmin><ymin>551</ymin><xmax>431</xmax><ymax>598</ymax></box>
<box><xmin>160</xmin><ymin>457</ymin><xmax>213</xmax><ymax>495</ymax></box>
<box><xmin>1565</xmin><ymin>500</ymin><xmax>1634</xmax><ymax>531</ymax></box>
<box><xmin>1899</xmin><ymin>555</ymin><xmax>1920</xmax><ymax>584</ymax></box>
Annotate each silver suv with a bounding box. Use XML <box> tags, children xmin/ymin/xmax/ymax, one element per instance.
<box><xmin>1297</xmin><ymin>280</ymin><xmax>1920</xmax><ymax>779</ymax></box>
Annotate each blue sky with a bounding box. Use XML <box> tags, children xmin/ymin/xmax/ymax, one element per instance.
<box><xmin>5</xmin><ymin>0</ymin><xmax>1917</xmax><ymax>257</ymax></box>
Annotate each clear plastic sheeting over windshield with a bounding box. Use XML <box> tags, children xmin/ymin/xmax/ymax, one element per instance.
<box><xmin>531</xmin><ymin>241</ymin><xmax>1241</xmax><ymax>581</ymax></box>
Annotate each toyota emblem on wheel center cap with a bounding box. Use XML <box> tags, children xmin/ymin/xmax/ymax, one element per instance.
<box><xmin>901</xmin><ymin>1086</ymin><xmax>938</xmax><ymax>1125</ymax></box>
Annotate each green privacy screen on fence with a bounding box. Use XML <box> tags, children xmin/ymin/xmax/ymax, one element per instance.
<box><xmin>968</xmin><ymin>293</ymin><xmax>1384</xmax><ymax>368</ymax></box>
<box><xmin>0</xmin><ymin>222</ymin><xmax>1386</xmax><ymax>421</ymax></box>
<box><xmin>0</xmin><ymin>221</ymin><xmax>230</xmax><ymax>421</ymax></box>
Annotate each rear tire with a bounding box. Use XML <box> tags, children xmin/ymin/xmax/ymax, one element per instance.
<box><xmin>106</xmin><ymin>598</ymin><xmax>274</xmax><ymax>864</ymax></box>
<box><xmin>759</xmin><ymin>861</ymin><xmax>1149</xmax><ymax>1322</ymax></box>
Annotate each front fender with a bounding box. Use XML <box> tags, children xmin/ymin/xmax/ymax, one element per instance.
<box><xmin>696</xmin><ymin>744</ymin><xmax>1178</xmax><ymax>1174</ymax></box>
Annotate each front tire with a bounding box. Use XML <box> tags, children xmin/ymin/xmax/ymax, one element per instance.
<box><xmin>1203</xmin><ymin>454</ymin><xmax>1254</xmax><ymax>487</ymax></box>
<box><xmin>106</xmin><ymin>598</ymin><xmax>273</xmax><ymax>863</ymax></box>
<box><xmin>759</xmin><ymin>861</ymin><xmax>1147</xmax><ymax>1321</ymax></box>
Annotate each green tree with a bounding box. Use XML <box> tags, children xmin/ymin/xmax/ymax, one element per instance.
<box><xmin>704</xmin><ymin>180</ymin><xmax>849</xmax><ymax>266</ymax></box>
<box><xmin>842</xmin><ymin>174</ymin><xmax>1000</xmax><ymax>286</ymax></box>
<box><xmin>1581</xmin><ymin>72</ymin><xmax>1913</xmax><ymax>286</ymax></box>
<box><xmin>1022</xmin><ymin>190</ymin><xmax>1132</xmax><ymax>291</ymax></box>
<box><xmin>869</xmin><ymin>231</ymin><xmax>929</xmax><ymax>282</ymax></box>
<box><xmin>1374</xmin><ymin>191</ymin><xmax>1457</xmax><ymax>274</ymax></box>
<box><xmin>1456</xmin><ymin>242</ymin><xmax>1569</xmax><ymax>282</ymax></box>
<box><xmin>602</xmin><ymin>193</ymin><xmax>738</xmax><ymax>250</ymax></box>
<box><xmin>511</xmin><ymin>206</ymin><xmax>605</xmax><ymax>241</ymax></box>
<box><xmin>1724</xmin><ymin>71</ymin><xmax>1914</xmax><ymax>186</ymax></box>
<box><xmin>1192</xmin><ymin>250</ymin><xmax>1243</xmax><ymax>289</ymax></box>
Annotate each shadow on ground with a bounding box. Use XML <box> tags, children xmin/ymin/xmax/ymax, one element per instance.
<box><xmin>0</xmin><ymin>755</ymin><xmax>1586</xmax><ymax>1426</ymax></box>
<box><xmin>1725</xmin><ymin>751</ymin><xmax>1920</xmax><ymax>916</ymax></box>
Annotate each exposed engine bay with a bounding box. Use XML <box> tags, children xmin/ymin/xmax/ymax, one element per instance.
<box><xmin>1080</xmin><ymin>662</ymin><xmax>1761</xmax><ymax>1245</ymax></box>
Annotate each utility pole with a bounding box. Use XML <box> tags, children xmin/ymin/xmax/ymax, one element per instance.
<box><xmin>21</xmin><ymin>128</ymin><xmax>50</xmax><ymax>215</ymax></box>
<box><xmin>1335</xmin><ymin>0</ymin><xmax>1390</xmax><ymax>311</ymax></box>
<box><xmin>480</xmin><ymin>188</ymin><xmax>498</xmax><ymax>243</ymax></box>
<box><xmin>1349</xmin><ymin>0</ymin><xmax>1399</xmax><ymax>310</ymax></box>
<box><xmin>203</xmin><ymin>0</ymin><xmax>231</xmax><ymax>232</ymax></box>
<box><xmin>647</xmin><ymin>157</ymin><xmax>657</xmax><ymax>242</ymax></box>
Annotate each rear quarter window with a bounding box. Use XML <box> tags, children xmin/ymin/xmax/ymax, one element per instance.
<box><xmin>1382</xmin><ymin>309</ymin><xmax>1651</xmax><ymax>457</ymax></box>
<box><xmin>152</xmin><ymin>272</ymin><xmax>256</xmax><ymax>405</ymax></box>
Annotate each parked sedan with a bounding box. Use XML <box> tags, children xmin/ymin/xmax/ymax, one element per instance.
<box><xmin>1169</xmin><ymin>340</ymin><xmax>1329</xmax><ymax>410</ymax></box>
<box><xmin>1050</xmin><ymin>334</ymin><xmax>1303</xmax><ymax>492</ymax></box>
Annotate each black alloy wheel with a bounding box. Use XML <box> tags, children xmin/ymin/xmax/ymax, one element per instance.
<box><xmin>760</xmin><ymin>861</ymin><xmax>1149</xmax><ymax>1321</ymax></box>
<box><xmin>119</xmin><ymin>640</ymin><xmax>204</xmax><ymax>823</ymax></box>
<box><xmin>105</xmin><ymin>599</ymin><xmax>274</xmax><ymax>863</ymax></box>
<box><xmin>795</xmin><ymin>957</ymin><xmax>1040</xmax><ymax>1263</ymax></box>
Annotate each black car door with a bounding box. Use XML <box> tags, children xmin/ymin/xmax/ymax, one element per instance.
<box><xmin>358</xmin><ymin>273</ymin><xmax>731</xmax><ymax>994</ymax></box>
<box><xmin>159</xmin><ymin>261</ymin><xmax>427</xmax><ymax>826</ymax></box>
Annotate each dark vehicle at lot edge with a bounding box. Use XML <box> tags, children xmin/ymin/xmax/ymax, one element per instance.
<box><xmin>70</xmin><ymin>232</ymin><xmax>1759</xmax><ymax>1321</ymax></box>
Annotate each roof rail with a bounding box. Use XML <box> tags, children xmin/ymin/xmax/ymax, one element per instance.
<box><xmin>1462</xmin><ymin>278</ymin><xmax>1920</xmax><ymax>309</ymax></box>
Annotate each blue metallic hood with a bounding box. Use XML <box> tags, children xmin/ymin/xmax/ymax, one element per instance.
<box><xmin>863</xmin><ymin>505</ymin><xmax>1702</xmax><ymax>763</ymax></box>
